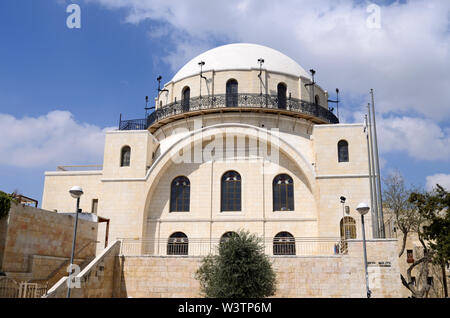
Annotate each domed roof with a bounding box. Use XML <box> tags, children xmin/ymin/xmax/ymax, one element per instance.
<box><xmin>171</xmin><ymin>43</ymin><xmax>310</xmax><ymax>83</ymax></box>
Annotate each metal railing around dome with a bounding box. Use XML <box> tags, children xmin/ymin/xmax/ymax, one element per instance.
<box><xmin>118</xmin><ymin>93</ymin><xmax>339</xmax><ymax>131</ymax></box>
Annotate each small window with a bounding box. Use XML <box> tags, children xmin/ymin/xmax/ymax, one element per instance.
<box><xmin>167</xmin><ymin>232</ymin><xmax>188</xmax><ymax>256</ymax></box>
<box><xmin>315</xmin><ymin>95</ymin><xmax>320</xmax><ymax>105</ymax></box>
<box><xmin>338</xmin><ymin>140</ymin><xmax>349</xmax><ymax>163</ymax></box>
<box><xmin>340</xmin><ymin>217</ymin><xmax>356</xmax><ymax>239</ymax></box>
<box><xmin>170</xmin><ymin>176</ymin><xmax>190</xmax><ymax>212</ymax></box>
<box><xmin>427</xmin><ymin>277</ymin><xmax>434</xmax><ymax>286</ymax></box>
<box><xmin>182</xmin><ymin>86</ymin><xmax>190</xmax><ymax>110</ymax></box>
<box><xmin>220</xmin><ymin>231</ymin><xmax>239</xmax><ymax>244</ymax></box>
<box><xmin>406</xmin><ymin>250</ymin><xmax>414</xmax><ymax>263</ymax></box>
<box><xmin>91</xmin><ymin>199</ymin><xmax>98</xmax><ymax>214</ymax></box>
<box><xmin>273</xmin><ymin>232</ymin><xmax>296</xmax><ymax>255</ymax></box>
<box><xmin>226</xmin><ymin>79</ymin><xmax>238</xmax><ymax>107</ymax></box>
<box><xmin>221</xmin><ymin>171</ymin><xmax>241</xmax><ymax>211</ymax></box>
<box><xmin>411</xmin><ymin>276</ymin><xmax>416</xmax><ymax>286</ymax></box>
<box><xmin>121</xmin><ymin>146</ymin><xmax>131</xmax><ymax>167</ymax></box>
<box><xmin>277</xmin><ymin>83</ymin><xmax>287</xmax><ymax>109</ymax></box>
<box><xmin>273</xmin><ymin>174</ymin><xmax>294</xmax><ymax>211</ymax></box>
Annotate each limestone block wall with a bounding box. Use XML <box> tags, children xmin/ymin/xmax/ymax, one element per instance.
<box><xmin>0</xmin><ymin>203</ymin><xmax>98</xmax><ymax>279</ymax></box>
<box><xmin>114</xmin><ymin>239</ymin><xmax>401</xmax><ymax>298</ymax></box>
<box><xmin>114</xmin><ymin>256</ymin><xmax>202</xmax><ymax>298</ymax></box>
<box><xmin>42</xmin><ymin>172</ymin><xmax>102</xmax><ymax>214</ymax></box>
<box><xmin>102</xmin><ymin>130</ymin><xmax>157</xmax><ymax>180</ymax></box>
<box><xmin>313</xmin><ymin>124</ymin><xmax>368</xmax><ymax>176</ymax></box>
<box><xmin>0</xmin><ymin>215</ymin><xmax>8</xmax><ymax>271</ymax></box>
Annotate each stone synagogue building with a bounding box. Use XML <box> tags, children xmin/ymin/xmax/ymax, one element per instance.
<box><xmin>38</xmin><ymin>43</ymin><xmax>401</xmax><ymax>297</ymax></box>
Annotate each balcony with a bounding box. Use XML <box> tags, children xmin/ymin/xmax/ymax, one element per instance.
<box><xmin>119</xmin><ymin>93</ymin><xmax>339</xmax><ymax>133</ymax></box>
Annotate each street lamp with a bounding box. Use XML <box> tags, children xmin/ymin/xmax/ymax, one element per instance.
<box><xmin>340</xmin><ymin>196</ymin><xmax>346</xmax><ymax>238</ymax></box>
<box><xmin>67</xmin><ymin>186</ymin><xmax>83</xmax><ymax>298</ymax></box>
<box><xmin>356</xmin><ymin>202</ymin><xmax>372</xmax><ymax>298</ymax></box>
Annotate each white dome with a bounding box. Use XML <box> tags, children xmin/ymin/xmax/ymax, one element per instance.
<box><xmin>171</xmin><ymin>43</ymin><xmax>310</xmax><ymax>83</ymax></box>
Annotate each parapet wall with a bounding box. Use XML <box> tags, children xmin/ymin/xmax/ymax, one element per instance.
<box><xmin>113</xmin><ymin>239</ymin><xmax>401</xmax><ymax>298</ymax></box>
<box><xmin>0</xmin><ymin>203</ymin><xmax>98</xmax><ymax>280</ymax></box>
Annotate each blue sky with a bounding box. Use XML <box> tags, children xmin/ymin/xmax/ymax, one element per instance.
<box><xmin>0</xmin><ymin>0</ymin><xmax>449</xmax><ymax>204</ymax></box>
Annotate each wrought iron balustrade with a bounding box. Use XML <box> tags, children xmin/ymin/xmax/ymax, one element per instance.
<box><xmin>119</xmin><ymin>93</ymin><xmax>339</xmax><ymax>131</ymax></box>
<box><xmin>118</xmin><ymin>237</ymin><xmax>345</xmax><ymax>257</ymax></box>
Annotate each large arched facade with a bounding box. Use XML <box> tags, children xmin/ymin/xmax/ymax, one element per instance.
<box><xmin>141</xmin><ymin>123</ymin><xmax>319</xmax><ymax>246</ymax></box>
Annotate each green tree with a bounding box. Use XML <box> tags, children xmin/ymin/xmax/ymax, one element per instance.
<box><xmin>195</xmin><ymin>230</ymin><xmax>276</xmax><ymax>298</ymax></box>
<box><xmin>383</xmin><ymin>172</ymin><xmax>423</xmax><ymax>257</ymax></box>
<box><xmin>409</xmin><ymin>184</ymin><xmax>450</xmax><ymax>297</ymax></box>
<box><xmin>0</xmin><ymin>191</ymin><xmax>12</xmax><ymax>219</ymax></box>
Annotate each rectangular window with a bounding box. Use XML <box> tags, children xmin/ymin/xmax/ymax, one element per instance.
<box><xmin>427</xmin><ymin>277</ymin><xmax>434</xmax><ymax>286</ymax></box>
<box><xmin>91</xmin><ymin>199</ymin><xmax>98</xmax><ymax>214</ymax></box>
<box><xmin>406</xmin><ymin>249</ymin><xmax>414</xmax><ymax>263</ymax></box>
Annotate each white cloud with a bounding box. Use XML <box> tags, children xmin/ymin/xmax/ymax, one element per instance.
<box><xmin>0</xmin><ymin>111</ymin><xmax>115</xmax><ymax>168</ymax></box>
<box><xmin>87</xmin><ymin>0</ymin><xmax>450</xmax><ymax>121</ymax></box>
<box><xmin>377</xmin><ymin>115</ymin><xmax>450</xmax><ymax>161</ymax></box>
<box><xmin>86</xmin><ymin>0</ymin><xmax>450</xmax><ymax>164</ymax></box>
<box><xmin>426</xmin><ymin>173</ymin><xmax>450</xmax><ymax>191</ymax></box>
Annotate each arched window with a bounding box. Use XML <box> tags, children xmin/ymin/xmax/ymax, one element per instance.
<box><xmin>220</xmin><ymin>231</ymin><xmax>239</xmax><ymax>244</ymax></box>
<box><xmin>338</xmin><ymin>140</ymin><xmax>349</xmax><ymax>162</ymax></box>
<box><xmin>167</xmin><ymin>232</ymin><xmax>188</xmax><ymax>255</ymax></box>
<box><xmin>340</xmin><ymin>217</ymin><xmax>356</xmax><ymax>239</ymax></box>
<box><xmin>170</xmin><ymin>176</ymin><xmax>190</xmax><ymax>212</ymax></box>
<box><xmin>273</xmin><ymin>232</ymin><xmax>296</xmax><ymax>255</ymax></box>
<box><xmin>182</xmin><ymin>86</ymin><xmax>190</xmax><ymax>111</ymax></box>
<box><xmin>277</xmin><ymin>83</ymin><xmax>287</xmax><ymax>109</ymax></box>
<box><xmin>120</xmin><ymin>146</ymin><xmax>131</xmax><ymax>167</ymax></box>
<box><xmin>221</xmin><ymin>171</ymin><xmax>241</xmax><ymax>211</ymax></box>
<box><xmin>226</xmin><ymin>79</ymin><xmax>238</xmax><ymax>107</ymax></box>
<box><xmin>273</xmin><ymin>174</ymin><xmax>294</xmax><ymax>211</ymax></box>
<box><xmin>314</xmin><ymin>95</ymin><xmax>320</xmax><ymax>105</ymax></box>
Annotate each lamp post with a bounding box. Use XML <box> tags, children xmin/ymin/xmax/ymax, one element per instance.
<box><xmin>356</xmin><ymin>202</ymin><xmax>372</xmax><ymax>298</ymax></box>
<box><xmin>67</xmin><ymin>186</ymin><xmax>83</xmax><ymax>298</ymax></box>
<box><xmin>340</xmin><ymin>196</ymin><xmax>346</xmax><ymax>237</ymax></box>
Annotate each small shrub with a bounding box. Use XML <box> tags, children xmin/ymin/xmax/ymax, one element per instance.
<box><xmin>195</xmin><ymin>230</ymin><xmax>276</xmax><ymax>298</ymax></box>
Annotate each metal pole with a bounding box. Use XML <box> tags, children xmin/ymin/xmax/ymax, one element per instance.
<box><xmin>367</xmin><ymin>104</ymin><xmax>379</xmax><ymax>238</ymax></box>
<box><xmin>365</xmin><ymin>115</ymin><xmax>378</xmax><ymax>239</ymax></box>
<box><xmin>67</xmin><ymin>197</ymin><xmax>80</xmax><ymax>298</ymax></box>
<box><xmin>361</xmin><ymin>214</ymin><xmax>372</xmax><ymax>298</ymax></box>
<box><xmin>342</xmin><ymin>201</ymin><xmax>346</xmax><ymax>239</ymax></box>
<box><xmin>370</xmin><ymin>89</ymin><xmax>385</xmax><ymax>238</ymax></box>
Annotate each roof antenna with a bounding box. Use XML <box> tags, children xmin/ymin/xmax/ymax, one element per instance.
<box><xmin>157</xmin><ymin>76</ymin><xmax>169</xmax><ymax>94</ymax></box>
<box><xmin>155</xmin><ymin>76</ymin><xmax>169</xmax><ymax>112</ymax></box>
<box><xmin>304</xmin><ymin>69</ymin><xmax>316</xmax><ymax>104</ymax></box>
<box><xmin>144</xmin><ymin>95</ymin><xmax>155</xmax><ymax>117</ymax></box>
<box><xmin>198</xmin><ymin>61</ymin><xmax>206</xmax><ymax>98</ymax></box>
<box><xmin>257</xmin><ymin>58</ymin><xmax>265</xmax><ymax>95</ymax></box>
<box><xmin>327</xmin><ymin>88</ymin><xmax>340</xmax><ymax>121</ymax></box>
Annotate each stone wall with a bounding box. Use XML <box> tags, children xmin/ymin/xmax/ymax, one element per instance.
<box><xmin>114</xmin><ymin>239</ymin><xmax>401</xmax><ymax>298</ymax></box>
<box><xmin>0</xmin><ymin>203</ymin><xmax>98</xmax><ymax>281</ymax></box>
<box><xmin>114</xmin><ymin>256</ymin><xmax>202</xmax><ymax>298</ymax></box>
<box><xmin>45</xmin><ymin>241</ymin><xmax>120</xmax><ymax>298</ymax></box>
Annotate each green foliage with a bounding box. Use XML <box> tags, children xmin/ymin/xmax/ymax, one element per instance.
<box><xmin>195</xmin><ymin>230</ymin><xmax>276</xmax><ymax>298</ymax></box>
<box><xmin>409</xmin><ymin>184</ymin><xmax>450</xmax><ymax>266</ymax></box>
<box><xmin>0</xmin><ymin>191</ymin><xmax>12</xmax><ymax>219</ymax></box>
